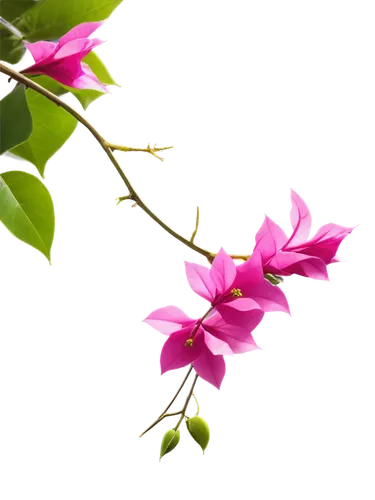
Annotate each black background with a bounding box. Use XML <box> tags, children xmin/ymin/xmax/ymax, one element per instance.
<box><xmin>0</xmin><ymin>2</ymin><xmax>371</xmax><ymax>469</ymax></box>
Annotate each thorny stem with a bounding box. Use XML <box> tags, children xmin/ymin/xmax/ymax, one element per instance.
<box><xmin>113</xmin><ymin>193</ymin><xmax>132</xmax><ymax>207</ymax></box>
<box><xmin>0</xmin><ymin>62</ymin><xmax>250</xmax><ymax>263</ymax></box>
<box><xmin>106</xmin><ymin>141</ymin><xmax>173</xmax><ymax>162</ymax></box>
<box><xmin>174</xmin><ymin>374</ymin><xmax>199</xmax><ymax>430</ymax></box>
<box><xmin>139</xmin><ymin>365</ymin><xmax>194</xmax><ymax>437</ymax></box>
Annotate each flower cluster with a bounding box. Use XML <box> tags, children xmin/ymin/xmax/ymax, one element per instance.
<box><xmin>145</xmin><ymin>190</ymin><xmax>353</xmax><ymax>389</ymax></box>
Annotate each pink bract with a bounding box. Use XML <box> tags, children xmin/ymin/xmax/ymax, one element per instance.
<box><xmin>254</xmin><ymin>190</ymin><xmax>354</xmax><ymax>280</ymax></box>
<box><xmin>144</xmin><ymin>244</ymin><xmax>291</xmax><ymax>388</ymax></box>
<box><xmin>144</xmin><ymin>306</ymin><xmax>262</xmax><ymax>389</ymax></box>
<box><xmin>185</xmin><ymin>247</ymin><xmax>290</xmax><ymax>326</ymax></box>
<box><xmin>22</xmin><ymin>21</ymin><xmax>108</xmax><ymax>92</ymax></box>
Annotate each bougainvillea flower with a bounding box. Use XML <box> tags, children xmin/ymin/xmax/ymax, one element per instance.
<box><xmin>254</xmin><ymin>190</ymin><xmax>354</xmax><ymax>280</ymax></box>
<box><xmin>185</xmin><ymin>248</ymin><xmax>290</xmax><ymax>326</ymax></box>
<box><xmin>144</xmin><ymin>306</ymin><xmax>263</xmax><ymax>389</ymax></box>
<box><xmin>22</xmin><ymin>21</ymin><xmax>108</xmax><ymax>92</ymax></box>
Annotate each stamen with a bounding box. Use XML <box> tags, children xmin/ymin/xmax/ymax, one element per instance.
<box><xmin>185</xmin><ymin>338</ymin><xmax>194</xmax><ymax>347</ymax></box>
<box><xmin>231</xmin><ymin>288</ymin><xmax>242</xmax><ymax>297</ymax></box>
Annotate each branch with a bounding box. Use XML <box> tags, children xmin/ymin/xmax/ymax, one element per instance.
<box><xmin>106</xmin><ymin>142</ymin><xmax>173</xmax><ymax>162</ymax></box>
<box><xmin>174</xmin><ymin>374</ymin><xmax>199</xmax><ymax>430</ymax></box>
<box><xmin>1</xmin><ymin>62</ymin><xmax>233</xmax><ymax>260</ymax></box>
<box><xmin>139</xmin><ymin>365</ymin><xmax>193</xmax><ymax>437</ymax></box>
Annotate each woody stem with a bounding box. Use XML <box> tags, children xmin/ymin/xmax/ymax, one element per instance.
<box><xmin>139</xmin><ymin>365</ymin><xmax>193</xmax><ymax>437</ymax></box>
<box><xmin>174</xmin><ymin>374</ymin><xmax>199</xmax><ymax>430</ymax></box>
<box><xmin>0</xmin><ymin>63</ymin><xmax>250</xmax><ymax>263</ymax></box>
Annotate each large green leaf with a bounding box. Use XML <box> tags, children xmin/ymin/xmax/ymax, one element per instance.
<box><xmin>83</xmin><ymin>52</ymin><xmax>118</xmax><ymax>87</ymax></box>
<box><xmin>0</xmin><ymin>170</ymin><xmax>54</xmax><ymax>261</ymax></box>
<box><xmin>0</xmin><ymin>84</ymin><xmax>32</xmax><ymax>155</ymax></box>
<box><xmin>15</xmin><ymin>0</ymin><xmax>123</xmax><ymax>42</ymax></box>
<box><xmin>0</xmin><ymin>24</ymin><xmax>27</xmax><ymax>64</ymax></box>
<box><xmin>11</xmin><ymin>89</ymin><xmax>78</xmax><ymax>177</ymax></box>
<box><xmin>0</xmin><ymin>1</ymin><xmax>37</xmax><ymax>63</ymax></box>
<box><xmin>30</xmin><ymin>74</ymin><xmax>102</xmax><ymax>110</ymax></box>
<box><xmin>30</xmin><ymin>75</ymin><xmax>67</xmax><ymax>96</ymax></box>
<box><xmin>69</xmin><ymin>52</ymin><xmax>118</xmax><ymax>109</ymax></box>
<box><xmin>0</xmin><ymin>1</ymin><xmax>38</xmax><ymax>21</ymax></box>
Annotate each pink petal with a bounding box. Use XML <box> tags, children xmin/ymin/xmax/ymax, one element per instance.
<box><xmin>254</xmin><ymin>216</ymin><xmax>288</xmax><ymax>262</ymax></box>
<box><xmin>210</xmin><ymin>247</ymin><xmax>236</xmax><ymax>294</ymax></box>
<box><xmin>54</xmin><ymin>38</ymin><xmax>103</xmax><ymax>60</ymax></box>
<box><xmin>143</xmin><ymin>306</ymin><xmax>195</xmax><ymax>335</ymax></box>
<box><xmin>25</xmin><ymin>41</ymin><xmax>58</xmax><ymax>63</ymax></box>
<box><xmin>31</xmin><ymin>56</ymin><xmax>82</xmax><ymax>86</ymax></box>
<box><xmin>234</xmin><ymin>252</ymin><xmax>290</xmax><ymax>314</ymax></box>
<box><xmin>271</xmin><ymin>251</ymin><xmax>329</xmax><ymax>280</ymax></box>
<box><xmin>72</xmin><ymin>62</ymin><xmax>108</xmax><ymax>92</ymax></box>
<box><xmin>217</xmin><ymin>297</ymin><xmax>264</xmax><ymax>329</ymax></box>
<box><xmin>285</xmin><ymin>189</ymin><xmax>312</xmax><ymax>247</ymax></box>
<box><xmin>245</xmin><ymin>281</ymin><xmax>290</xmax><ymax>314</ymax></box>
<box><xmin>204</xmin><ymin>331</ymin><xmax>233</xmax><ymax>355</ymax></box>
<box><xmin>185</xmin><ymin>261</ymin><xmax>216</xmax><ymax>302</ymax></box>
<box><xmin>235</xmin><ymin>251</ymin><xmax>265</xmax><ymax>285</ymax></box>
<box><xmin>59</xmin><ymin>21</ymin><xmax>105</xmax><ymax>46</ymax></box>
<box><xmin>160</xmin><ymin>326</ymin><xmax>204</xmax><ymax>374</ymax></box>
<box><xmin>204</xmin><ymin>313</ymin><xmax>261</xmax><ymax>354</ymax></box>
<box><xmin>309</xmin><ymin>223</ymin><xmax>354</xmax><ymax>245</ymax></box>
<box><xmin>193</xmin><ymin>346</ymin><xmax>226</xmax><ymax>389</ymax></box>
<box><xmin>294</xmin><ymin>223</ymin><xmax>354</xmax><ymax>264</ymax></box>
<box><xmin>331</xmin><ymin>255</ymin><xmax>348</xmax><ymax>265</ymax></box>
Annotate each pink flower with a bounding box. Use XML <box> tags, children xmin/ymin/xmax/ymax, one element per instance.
<box><xmin>144</xmin><ymin>250</ymin><xmax>290</xmax><ymax>389</ymax></box>
<box><xmin>254</xmin><ymin>190</ymin><xmax>354</xmax><ymax>280</ymax></box>
<box><xmin>185</xmin><ymin>248</ymin><xmax>290</xmax><ymax>326</ymax></box>
<box><xmin>22</xmin><ymin>21</ymin><xmax>108</xmax><ymax>92</ymax></box>
<box><xmin>144</xmin><ymin>307</ymin><xmax>263</xmax><ymax>389</ymax></box>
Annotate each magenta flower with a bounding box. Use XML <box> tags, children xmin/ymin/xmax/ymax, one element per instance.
<box><xmin>22</xmin><ymin>21</ymin><xmax>108</xmax><ymax>92</ymax></box>
<box><xmin>185</xmin><ymin>248</ymin><xmax>290</xmax><ymax>326</ymax></box>
<box><xmin>144</xmin><ymin>307</ymin><xmax>263</xmax><ymax>389</ymax></box>
<box><xmin>144</xmin><ymin>250</ymin><xmax>289</xmax><ymax>389</ymax></box>
<box><xmin>254</xmin><ymin>190</ymin><xmax>354</xmax><ymax>280</ymax></box>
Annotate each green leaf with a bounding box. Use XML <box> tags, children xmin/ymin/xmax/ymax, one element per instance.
<box><xmin>68</xmin><ymin>52</ymin><xmax>118</xmax><ymax>109</ymax></box>
<box><xmin>0</xmin><ymin>1</ymin><xmax>37</xmax><ymax>63</ymax></box>
<box><xmin>83</xmin><ymin>52</ymin><xmax>118</xmax><ymax>87</ymax></box>
<box><xmin>15</xmin><ymin>0</ymin><xmax>124</xmax><ymax>42</ymax></box>
<box><xmin>30</xmin><ymin>75</ymin><xmax>68</xmax><ymax>96</ymax></box>
<box><xmin>11</xmin><ymin>89</ymin><xmax>78</xmax><ymax>177</ymax></box>
<box><xmin>0</xmin><ymin>1</ymin><xmax>38</xmax><ymax>21</ymax></box>
<box><xmin>29</xmin><ymin>75</ymin><xmax>100</xmax><ymax>111</ymax></box>
<box><xmin>0</xmin><ymin>170</ymin><xmax>54</xmax><ymax>261</ymax></box>
<box><xmin>68</xmin><ymin>88</ymin><xmax>103</xmax><ymax>111</ymax></box>
<box><xmin>0</xmin><ymin>85</ymin><xmax>32</xmax><ymax>155</ymax></box>
<box><xmin>0</xmin><ymin>24</ymin><xmax>27</xmax><ymax>64</ymax></box>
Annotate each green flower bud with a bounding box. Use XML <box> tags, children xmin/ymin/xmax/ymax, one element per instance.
<box><xmin>186</xmin><ymin>416</ymin><xmax>210</xmax><ymax>453</ymax></box>
<box><xmin>265</xmin><ymin>273</ymin><xmax>284</xmax><ymax>285</ymax></box>
<box><xmin>159</xmin><ymin>429</ymin><xmax>180</xmax><ymax>460</ymax></box>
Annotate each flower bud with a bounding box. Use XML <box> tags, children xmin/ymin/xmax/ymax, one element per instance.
<box><xmin>265</xmin><ymin>273</ymin><xmax>284</xmax><ymax>285</ymax></box>
<box><xmin>159</xmin><ymin>429</ymin><xmax>180</xmax><ymax>460</ymax></box>
<box><xmin>186</xmin><ymin>416</ymin><xmax>210</xmax><ymax>453</ymax></box>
